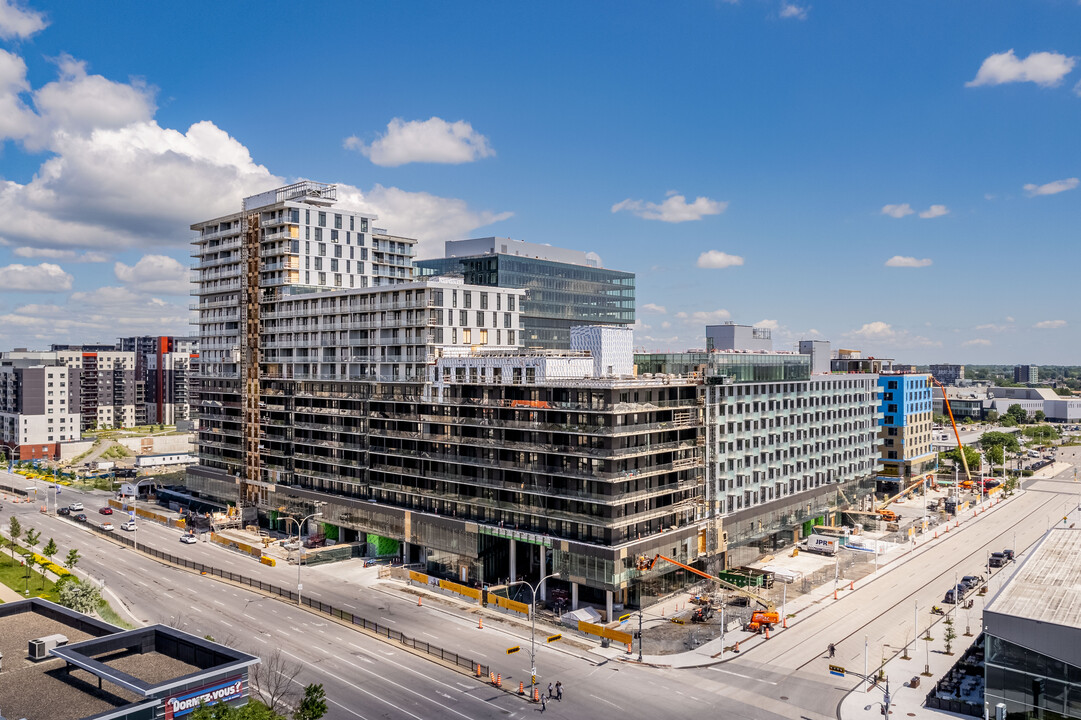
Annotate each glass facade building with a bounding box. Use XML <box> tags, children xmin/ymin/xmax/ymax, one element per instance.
<box><xmin>416</xmin><ymin>252</ymin><xmax>635</xmax><ymax>350</ymax></box>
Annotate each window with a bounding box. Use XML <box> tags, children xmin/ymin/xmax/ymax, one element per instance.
<box><xmin>334</xmin><ymin>214</ymin><xmax>342</xmax><ymax>229</ymax></box>
<box><xmin>331</xmin><ymin>259</ymin><xmax>339</xmax><ymax>272</ymax></box>
<box><xmin>479</xmin><ymin>329</ymin><xmax>488</xmax><ymax>345</ymax></box>
<box><xmin>305</xmin><ymin>209</ymin><xmax>310</xmax><ymax>224</ymax></box>
<box><xmin>331</xmin><ymin>229</ymin><xmax>339</xmax><ymax>242</ymax></box>
<box><xmin>318</xmin><ymin>272</ymin><xmax>326</xmax><ymax>286</ymax></box>
<box><xmin>305</xmin><ymin>257</ymin><xmax>310</xmax><ymax>269</ymax></box>
<box><xmin>346</xmin><ymin>260</ymin><xmax>351</xmax><ymax>273</ymax></box>
<box><xmin>463</xmin><ymin>292</ymin><xmax>472</xmax><ymax>309</ymax></box>
<box><xmin>507</xmin><ymin>295</ymin><xmax>515</xmax><ymax>312</ymax></box>
<box><xmin>305</xmin><ymin>271</ymin><xmax>310</xmax><ymax>284</ymax></box>
<box><xmin>318</xmin><ymin>243</ymin><xmax>327</xmax><ymax>256</ymax></box>
<box><xmin>361</xmin><ymin>218</ymin><xmax>368</xmax><ymax>232</ymax></box>
<box><xmin>496</xmin><ymin>329</ymin><xmax>501</xmax><ymax>345</ymax></box>
<box><xmin>335</xmin><ymin>274</ymin><xmax>342</xmax><ymax>287</ymax></box>
<box><xmin>463</xmin><ymin>329</ymin><xmax>471</xmax><ymax>344</ymax></box>
<box><xmin>459</xmin><ymin>310</ymin><xmax>468</xmax><ymax>326</ymax></box>
<box><xmin>476</xmin><ymin>311</ymin><xmax>485</xmax><ymax>327</ymax></box>
<box><xmin>314</xmin><ymin>257</ymin><xmax>323</xmax><ymax>271</ymax></box>
<box><xmin>504</xmin><ymin>313</ymin><xmax>512</xmax><ymax>328</ymax></box>
<box><xmin>314</xmin><ymin>228</ymin><xmax>323</xmax><ymax>241</ymax></box>
<box><xmin>508</xmin><ymin>330</ymin><xmax>516</xmax><ymax>346</ymax></box>
<box><xmin>334</xmin><ymin>245</ymin><xmax>342</xmax><ymax>258</ymax></box>
<box><xmin>480</xmin><ymin>292</ymin><xmax>489</xmax><ymax>309</ymax></box>
<box><xmin>350</xmin><ymin>247</ymin><xmax>355</xmax><ymax>259</ymax></box>
<box><xmin>452</xmin><ymin>290</ymin><xmax>457</xmax><ymax>308</ymax></box>
<box><xmin>305</xmin><ymin>241</ymin><xmax>310</xmax><ymax>254</ymax></box>
<box><xmin>452</xmin><ymin>328</ymin><xmax>458</xmax><ymax>344</ymax></box>
<box><xmin>318</xmin><ymin>212</ymin><xmax>326</xmax><ymax>227</ymax></box>
<box><xmin>350</xmin><ymin>216</ymin><xmax>355</xmax><ymax>231</ymax></box>
<box><xmin>357</xmin><ymin>232</ymin><xmax>365</xmax><ymax>246</ymax></box>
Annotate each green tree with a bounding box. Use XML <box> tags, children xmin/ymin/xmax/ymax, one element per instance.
<box><xmin>42</xmin><ymin>538</ymin><xmax>58</xmax><ymax>588</ymax></box>
<box><xmin>1034</xmin><ymin>410</ymin><xmax>1047</xmax><ymax>423</ymax></box>
<box><xmin>943</xmin><ymin>616</ymin><xmax>957</xmax><ymax>655</ymax></box>
<box><xmin>1006</xmin><ymin>404</ymin><xmax>1029</xmax><ymax>425</ymax></box>
<box><xmin>8</xmin><ymin>515</ymin><xmax>21</xmax><ymax>561</ymax></box>
<box><xmin>64</xmin><ymin>548</ymin><xmax>81</xmax><ymax>572</ymax></box>
<box><xmin>293</xmin><ymin>684</ymin><xmax>327</xmax><ymax>720</ymax></box>
<box><xmin>941</xmin><ymin>446</ymin><xmax>981</xmax><ymax>471</ymax></box>
<box><xmin>57</xmin><ymin>580</ymin><xmax>102</xmax><ymax>613</ymax></box>
<box><xmin>1001</xmin><ymin>416</ymin><xmax>1018</xmax><ymax>428</ymax></box>
<box><xmin>25</xmin><ymin>527</ymin><xmax>40</xmax><ymax>557</ymax></box>
<box><xmin>189</xmin><ymin>700</ymin><xmax>285</xmax><ymax>720</ymax></box>
<box><xmin>24</xmin><ymin>555</ymin><xmax>37</xmax><ymax>593</ymax></box>
<box><xmin>985</xmin><ymin>410</ymin><xmax>1000</xmax><ymax>423</ymax></box>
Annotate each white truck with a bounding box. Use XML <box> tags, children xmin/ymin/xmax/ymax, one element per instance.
<box><xmin>803</xmin><ymin>534</ymin><xmax>840</xmax><ymax>556</ymax></box>
<box><xmin>96</xmin><ymin>461</ymin><xmax>115</xmax><ymax>471</ymax></box>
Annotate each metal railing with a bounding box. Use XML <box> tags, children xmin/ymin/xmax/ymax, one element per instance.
<box><xmin>80</xmin><ymin>522</ymin><xmax>489</xmax><ymax>678</ymax></box>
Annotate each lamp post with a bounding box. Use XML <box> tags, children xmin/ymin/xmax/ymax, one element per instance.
<box><xmin>282</xmin><ymin>507</ymin><xmax>324</xmax><ymax>608</ymax></box>
<box><xmin>507</xmin><ymin>572</ymin><xmax>562</xmax><ymax>701</ymax></box>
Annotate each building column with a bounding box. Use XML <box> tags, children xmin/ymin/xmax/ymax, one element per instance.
<box><xmin>509</xmin><ymin>539</ymin><xmax>517</xmax><ymax>584</ymax></box>
<box><xmin>606</xmin><ymin>590</ymin><xmax>614</xmax><ymax>622</ymax></box>
<box><xmin>539</xmin><ymin>545</ymin><xmax>548</xmax><ymax>602</ymax></box>
<box><xmin>571</xmin><ymin>582</ymin><xmax>579</xmax><ymax>610</ymax></box>
<box><xmin>402</xmin><ymin>541</ymin><xmax>411</xmax><ymax>564</ymax></box>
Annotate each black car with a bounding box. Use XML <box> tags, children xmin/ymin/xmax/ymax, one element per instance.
<box><xmin>73</xmin><ymin>513</ymin><xmax>87</xmax><ymax>522</ymax></box>
<box><xmin>989</xmin><ymin>552</ymin><xmax>1006</xmax><ymax>568</ymax></box>
<box><xmin>1002</xmin><ymin>549</ymin><xmax>1015</xmax><ymax>562</ymax></box>
<box><xmin>58</xmin><ymin>507</ymin><xmax>71</xmax><ymax>516</ymax></box>
<box><xmin>944</xmin><ymin>584</ymin><xmax>968</xmax><ymax>604</ymax></box>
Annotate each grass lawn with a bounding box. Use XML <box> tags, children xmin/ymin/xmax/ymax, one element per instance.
<box><xmin>0</xmin><ymin>548</ymin><xmax>60</xmax><ymax>602</ymax></box>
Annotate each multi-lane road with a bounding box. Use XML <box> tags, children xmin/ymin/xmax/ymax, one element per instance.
<box><xmin>3</xmin><ymin>454</ymin><xmax>1078</xmax><ymax>719</ymax></box>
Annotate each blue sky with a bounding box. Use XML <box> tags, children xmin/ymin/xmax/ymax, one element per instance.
<box><xmin>0</xmin><ymin>0</ymin><xmax>1077</xmax><ymax>363</ymax></box>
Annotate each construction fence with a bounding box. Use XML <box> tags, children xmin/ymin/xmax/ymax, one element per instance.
<box><xmin>78</xmin><ymin>521</ymin><xmax>490</xmax><ymax>679</ymax></box>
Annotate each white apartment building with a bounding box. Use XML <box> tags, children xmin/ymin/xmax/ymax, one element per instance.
<box><xmin>0</xmin><ymin>360</ymin><xmax>81</xmax><ymax>460</ymax></box>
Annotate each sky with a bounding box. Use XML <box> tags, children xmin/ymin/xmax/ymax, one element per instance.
<box><xmin>0</xmin><ymin>0</ymin><xmax>1077</xmax><ymax>363</ymax></box>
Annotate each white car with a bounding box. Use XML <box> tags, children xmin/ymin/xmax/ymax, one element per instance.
<box><xmin>120</xmin><ymin>520</ymin><xmax>136</xmax><ymax>531</ymax></box>
<box><xmin>68</xmin><ymin>502</ymin><xmax>83</xmax><ymax>512</ymax></box>
<box><xmin>180</xmin><ymin>534</ymin><xmax>197</xmax><ymax>544</ymax></box>
<box><xmin>100</xmin><ymin>522</ymin><xmax>114</xmax><ymax>532</ymax></box>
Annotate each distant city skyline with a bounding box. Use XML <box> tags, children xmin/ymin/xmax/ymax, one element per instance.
<box><xmin>0</xmin><ymin>1</ymin><xmax>1077</xmax><ymax>363</ymax></box>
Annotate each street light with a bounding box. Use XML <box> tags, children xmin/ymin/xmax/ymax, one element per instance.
<box><xmin>507</xmin><ymin>571</ymin><xmax>563</xmax><ymax>701</ymax></box>
<box><xmin>281</xmin><ymin>506</ymin><xmax>324</xmax><ymax>608</ymax></box>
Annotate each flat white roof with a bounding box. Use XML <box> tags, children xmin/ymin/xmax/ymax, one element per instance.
<box><xmin>988</xmin><ymin>528</ymin><xmax>1081</xmax><ymax>630</ymax></box>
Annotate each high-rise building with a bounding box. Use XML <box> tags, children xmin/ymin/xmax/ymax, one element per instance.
<box><xmin>0</xmin><ymin>357</ymin><xmax>80</xmax><ymax>460</ymax></box>
<box><xmin>1014</xmin><ymin>365</ymin><xmax>1039</xmax><ymax>384</ymax></box>
<box><xmin>414</xmin><ymin>237</ymin><xmax>635</xmax><ymax>350</ymax></box>
<box><xmin>929</xmin><ymin>364</ymin><xmax>964</xmax><ymax>386</ymax></box>
<box><xmin>706</xmin><ymin>322</ymin><xmax>773</xmax><ymax>352</ymax></box>
<box><xmin>877</xmin><ymin>372</ymin><xmax>936</xmax><ymax>492</ymax></box>
<box><xmin>118</xmin><ymin>336</ymin><xmax>199</xmax><ymax>425</ymax></box>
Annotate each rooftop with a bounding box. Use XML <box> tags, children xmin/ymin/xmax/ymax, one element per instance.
<box><xmin>987</xmin><ymin>528</ymin><xmax>1081</xmax><ymax>630</ymax></box>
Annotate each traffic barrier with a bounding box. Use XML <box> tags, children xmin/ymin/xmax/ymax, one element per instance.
<box><xmin>626</xmin><ymin>643</ymin><xmax>632</xmax><ymax>653</ymax></box>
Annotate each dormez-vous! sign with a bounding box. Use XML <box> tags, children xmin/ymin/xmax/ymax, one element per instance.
<box><xmin>164</xmin><ymin>676</ymin><xmax>245</xmax><ymax>719</ymax></box>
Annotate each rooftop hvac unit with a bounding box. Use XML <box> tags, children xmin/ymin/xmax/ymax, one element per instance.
<box><xmin>28</xmin><ymin>633</ymin><xmax>68</xmax><ymax>660</ymax></box>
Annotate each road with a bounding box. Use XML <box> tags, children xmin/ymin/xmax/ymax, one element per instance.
<box><xmin>4</xmin><ymin>451</ymin><xmax>1080</xmax><ymax>719</ymax></box>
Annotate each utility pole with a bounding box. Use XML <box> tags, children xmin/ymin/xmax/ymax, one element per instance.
<box><xmin>638</xmin><ymin>611</ymin><xmax>643</xmax><ymax>663</ymax></box>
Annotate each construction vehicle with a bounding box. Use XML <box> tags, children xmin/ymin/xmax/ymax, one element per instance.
<box><xmin>637</xmin><ymin>554</ymin><xmax>780</xmax><ymax>633</ymax></box>
<box><xmin>691</xmin><ymin>604</ymin><xmax>714</xmax><ymax>623</ymax></box>
<box><xmin>929</xmin><ymin>377</ymin><xmax>972</xmax><ymax>484</ymax></box>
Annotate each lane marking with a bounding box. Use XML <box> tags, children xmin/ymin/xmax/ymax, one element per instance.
<box><xmin>220</xmin><ymin>620</ymin><xmax>234</xmax><ymax>628</ymax></box>
<box><xmin>380</xmin><ymin>616</ymin><xmax>397</xmax><ymax>624</ymax></box>
<box><xmin>709</xmin><ymin>667</ymin><xmax>779</xmax><ymax>685</ymax></box>
<box><xmin>590</xmin><ymin>694</ymin><xmax>625</xmax><ymax>711</ymax></box>
<box><xmin>422</xmin><ymin>632</ymin><xmax>438</xmax><ymax>639</ymax></box>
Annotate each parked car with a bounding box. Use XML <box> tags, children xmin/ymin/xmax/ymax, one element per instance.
<box><xmin>100</xmin><ymin>522</ymin><xmax>114</xmax><ymax>532</ymax></box>
<box><xmin>1002</xmin><ymin>549</ymin><xmax>1015</xmax><ymax>562</ymax></box>
<box><xmin>68</xmin><ymin>502</ymin><xmax>83</xmax><ymax>512</ymax></box>
<box><xmin>180</xmin><ymin>534</ymin><xmax>197</xmax><ymax>544</ymax></box>
<box><xmin>98</xmin><ymin>507</ymin><xmax>113</xmax><ymax>515</ymax></box>
<box><xmin>989</xmin><ymin>552</ymin><xmax>1006</xmax><ymax>568</ymax></box>
<box><xmin>73</xmin><ymin>513</ymin><xmax>87</xmax><ymax>522</ymax></box>
<box><xmin>944</xmin><ymin>584</ymin><xmax>967</xmax><ymax>604</ymax></box>
<box><xmin>961</xmin><ymin>575</ymin><xmax>984</xmax><ymax>587</ymax></box>
<box><xmin>120</xmin><ymin>520</ymin><xmax>136</xmax><ymax>531</ymax></box>
<box><xmin>57</xmin><ymin>507</ymin><xmax>71</xmax><ymax>516</ymax></box>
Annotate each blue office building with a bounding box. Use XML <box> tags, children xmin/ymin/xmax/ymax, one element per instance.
<box><xmin>878</xmin><ymin>372</ymin><xmax>937</xmax><ymax>490</ymax></box>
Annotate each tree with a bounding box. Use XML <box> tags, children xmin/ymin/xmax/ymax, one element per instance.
<box><xmin>1006</xmin><ymin>404</ymin><xmax>1029</xmax><ymax>425</ymax></box>
<box><xmin>25</xmin><ymin>528</ymin><xmax>40</xmax><ymax>557</ymax></box>
<box><xmin>58</xmin><ymin>580</ymin><xmax>102</xmax><ymax>613</ymax></box>
<box><xmin>293</xmin><ymin>684</ymin><xmax>327</xmax><ymax>720</ymax></box>
<box><xmin>249</xmin><ymin>648</ymin><xmax>302</xmax><ymax>715</ymax></box>
<box><xmin>8</xmin><ymin>516</ymin><xmax>21</xmax><ymax>561</ymax></box>
<box><xmin>189</xmin><ymin>700</ymin><xmax>284</xmax><ymax>720</ymax></box>
<box><xmin>24</xmin><ymin>555</ymin><xmax>37</xmax><ymax>593</ymax></box>
<box><xmin>980</xmin><ymin>431</ymin><xmax>1021</xmax><ymax>454</ymax></box>
<box><xmin>1001</xmin><ymin>416</ymin><xmax>1018</xmax><ymax>428</ymax></box>
<box><xmin>942</xmin><ymin>446</ymin><xmax>981</xmax><ymax>471</ymax></box>
<box><xmin>1035</xmin><ymin>410</ymin><xmax>1047</xmax><ymax>423</ymax></box>
<box><xmin>985</xmin><ymin>410</ymin><xmax>1000</xmax><ymax>423</ymax></box>
<box><xmin>64</xmin><ymin>548</ymin><xmax>81</xmax><ymax>572</ymax></box>
<box><xmin>41</xmin><ymin>538</ymin><xmax>58</xmax><ymax>588</ymax></box>
<box><xmin>943</xmin><ymin>616</ymin><xmax>957</xmax><ymax>656</ymax></box>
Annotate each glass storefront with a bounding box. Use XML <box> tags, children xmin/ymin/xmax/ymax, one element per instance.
<box><xmin>986</xmin><ymin>634</ymin><xmax>1081</xmax><ymax>719</ymax></box>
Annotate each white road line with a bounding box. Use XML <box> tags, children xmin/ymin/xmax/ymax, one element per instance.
<box><xmin>344</xmin><ymin>603</ymin><xmax>357</xmax><ymax>610</ymax></box>
<box><xmin>280</xmin><ymin>650</ymin><xmax>429</xmax><ymax>720</ymax></box>
<box><xmin>137</xmin><ymin>580</ymin><xmax>150</xmax><ymax>588</ymax></box>
<box><xmin>380</xmin><ymin>616</ymin><xmax>397</xmax><ymax>623</ymax></box>
<box><xmin>709</xmin><ymin>667</ymin><xmax>779</xmax><ymax>685</ymax></box>
<box><xmin>190</xmin><ymin>606</ymin><xmax>203</xmax><ymax>613</ymax></box>
<box><xmin>253</xmin><ymin>635</ymin><xmax>268</xmax><ymax>644</ymax></box>
<box><xmin>213</xmin><ymin>600</ymin><xmax>225</xmax><ymax>606</ymax></box>
<box><xmin>590</xmin><ymin>694</ymin><xmax>625</xmax><ymax>711</ymax></box>
<box><xmin>422</xmin><ymin>632</ymin><xmax>438</xmax><ymax>639</ymax></box>
<box><xmin>220</xmin><ymin>620</ymin><xmax>234</xmax><ymax>628</ymax></box>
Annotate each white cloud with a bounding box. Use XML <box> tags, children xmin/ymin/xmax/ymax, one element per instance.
<box><xmin>974</xmin><ymin>322</ymin><xmax>1011</xmax><ymax>333</ymax></box>
<box><xmin>881</xmin><ymin>203</ymin><xmax>914</xmax><ymax>218</ymax></box>
<box><xmin>779</xmin><ymin>3</ymin><xmax>808</xmax><ymax>20</ymax></box>
<box><xmin>0</xmin><ymin>49</ymin><xmax>36</xmax><ymax>140</ymax></box>
<box><xmin>0</xmin><ymin>0</ymin><xmax>47</xmax><ymax>40</ymax></box>
<box><xmin>1034</xmin><ymin>320</ymin><xmax>1067</xmax><ymax>329</ymax></box>
<box><xmin>641</xmin><ymin>303</ymin><xmax>667</xmax><ymax>314</ymax></box>
<box><xmin>114</xmin><ymin>254</ymin><xmax>188</xmax><ymax>295</ymax></box>
<box><xmin>337</xmin><ymin>184</ymin><xmax>512</xmax><ymax>261</ymax></box>
<box><xmin>0</xmin><ymin>262</ymin><xmax>72</xmax><ymax>291</ymax></box>
<box><xmin>966</xmin><ymin>50</ymin><xmax>1077</xmax><ymax>88</ymax></box>
<box><xmin>0</xmin><ymin>286</ymin><xmax>188</xmax><ymax>343</ymax></box>
<box><xmin>675</xmin><ymin>309</ymin><xmax>732</xmax><ymax>324</ymax></box>
<box><xmin>754</xmin><ymin>319</ymin><xmax>780</xmax><ymax>330</ymax></box>
<box><xmin>885</xmin><ymin>256</ymin><xmax>933</xmax><ymax>268</ymax></box>
<box><xmin>12</xmin><ymin>247</ymin><xmax>108</xmax><ymax>262</ymax></box>
<box><xmin>612</xmin><ymin>192</ymin><xmax>728</xmax><ymax>223</ymax></box>
<box><xmin>696</xmin><ymin>250</ymin><xmax>745</xmax><ymax>269</ymax></box>
<box><xmin>1006</xmin><ymin>316</ymin><xmax>1015</xmax><ymax>323</ymax></box>
<box><xmin>850</xmin><ymin>321</ymin><xmax>895</xmax><ymax>339</ymax></box>
<box><xmin>345</xmin><ymin>117</ymin><xmax>495</xmax><ymax>167</ymax></box>
<box><xmin>661</xmin><ymin>321</ymin><xmax>671</xmax><ymax>329</ymax></box>
<box><xmin>919</xmin><ymin>204</ymin><xmax>949</xmax><ymax>219</ymax></box>
<box><xmin>1023</xmin><ymin>177</ymin><xmax>1079</xmax><ymax>197</ymax></box>
<box><xmin>962</xmin><ymin>338</ymin><xmax>992</xmax><ymax>347</ymax></box>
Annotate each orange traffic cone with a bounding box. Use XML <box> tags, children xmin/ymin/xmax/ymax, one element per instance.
<box><xmin>765</xmin><ymin>627</ymin><xmax>770</xmax><ymax>640</ymax></box>
<box><xmin>849</xmin><ymin>580</ymin><xmax>854</xmax><ymax>591</ymax></box>
<box><xmin>478</xmin><ymin>617</ymin><xmax>483</xmax><ymax>629</ymax></box>
<box><xmin>417</xmin><ymin>596</ymin><xmax>422</xmax><ymax>607</ymax></box>
<box><xmin>496</xmin><ymin>673</ymin><xmax>502</xmax><ymax>688</ymax></box>
<box><xmin>783</xmin><ymin>617</ymin><xmax>787</xmax><ymax>629</ymax></box>
<box><xmin>734</xmin><ymin>640</ymin><xmax>740</xmax><ymax>653</ymax></box>
<box><xmin>476</xmin><ymin>664</ymin><xmax>482</xmax><ymax>677</ymax></box>
<box><xmin>533</xmin><ymin>688</ymin><xmax>540</xmax><ymax>702</ymax></box>
<box><xmin>489</xmin><ymin>672</ymin><xmax>494</xmax><ymax>684</ymax></box>
<box><xmin>518</xmin><ymin>681</ymin><xmax>525</xmax><ymax>695</ymax></box>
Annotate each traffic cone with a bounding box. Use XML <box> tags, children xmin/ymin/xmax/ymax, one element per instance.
<box><xmin>783</xmin><ymin>617</ymin><xmax>787</xmax><ymax>629</ymax></box>
<box><xmin>476</xmin><ymin>664</ymin><xmax>482</xmax><ymax>677</ymax></box>
<box><xmin>496</xmin><ymin>673</ymin><xmax>502</xmax><ymax>688</ymax></box>
<box><xmin>849</xmin><ymin>580</ymin><xmax>854</xmax><ymax>591</ymax></box>
<box><xmin>834</xmin><ymin>588</ymin><xmax>838</xmax><ymax>600</ymax></box>
<box><xmin>765</xmin><ymin>627</ymin><xmax>770</xmax><ymax>640</ymax></box>
<box><xmin>934</xmin><ymin>531</ymin><xmax>938</xmax><ymax>539</ymax></box>
<box><xmin>518</xmin><ymin>681</ymin><xmax>525</xmax><ymax>695</ymax></box>
<box><xmin>478</xmin><ymin>617</ymin><xmax>483</xmax><ymax>629</ymax></box>
<box><xmin>661</xmin><ymin>608</ymin><xmax>665</xmax><ymax>617</ymax></box>
<box><xmin>489</xmin><ymin>672</ymin><xmax>494</xmax><ymax>684</ymax></box>
<box><xmin>417</xmin><ymin>596</ymin><xmax>422</xmax><ymax>607</ymax></box>
<box><xmin>734</xmin><ymin>640</ymin><xmax>740</xmax><ymax>653</ymax></box>
<box><xmin>533</xmin><ymin>688</ymin><xmax>540</xmax><ymax>702</ymax></box>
